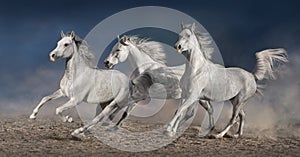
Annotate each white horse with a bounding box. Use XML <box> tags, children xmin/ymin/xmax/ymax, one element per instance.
<box><xmin>166</xmin><ymin>23</ymin><xmax>288</xmax><ymax>138</ymax></box>
<box><xmin>104</xmin><ymin>35</ymin><xmax>198</xmax><ymax>127</ymax></box>
<box><xmin>105</xmin><ymin>35</ymin><xmax>185</xmax><ymax>99</ymax></box>
<box><xmin>29</xmin><ymin>31</ymin><xmax>134</xmax><ymax>136</ymax></box>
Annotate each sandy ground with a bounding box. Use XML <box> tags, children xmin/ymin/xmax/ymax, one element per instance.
<box><xmin>0</xmin><ymin>115</ymin><xmax>299</xmax><ymax>157</ymax></box>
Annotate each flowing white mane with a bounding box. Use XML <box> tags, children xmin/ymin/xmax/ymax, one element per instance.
<box><xmin>129</xmin><ymin>36</ymin><xmax>166</xmax><ymax>65</ymax></box>
<box><xmin>77</xmin><ymin>41</ymin><xmax>96</xmax><ymax>68</ymax></box>
<box><xmin>184</xmin><ymin>24</ymin><xmax>215</xmax><ymax>60</ymax></box>
<box><xmin>66</xmin><ymin>33</ymin><xmax>96</xmax><ymax>68</ymax></box>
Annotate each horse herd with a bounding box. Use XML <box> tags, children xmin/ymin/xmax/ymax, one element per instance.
<box><xmin>29</xmin><ymin>23</ymin><xmax>288</xmax><ymax>139</ymax></box>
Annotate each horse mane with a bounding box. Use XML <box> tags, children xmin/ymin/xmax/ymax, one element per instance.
<box><xmin>184</xmin><ymin>24</ymin><xmax>215</xmax><ymax>60</ymax></box>
<box><xmin>66</xmin><ymin>32</ymin><xmax>96</xmax><ymax>68</ymax></box>
<box><xmin>128</xmin><ymin>36</ymin><xmax>166</xmax><ymax>65</ymax></box>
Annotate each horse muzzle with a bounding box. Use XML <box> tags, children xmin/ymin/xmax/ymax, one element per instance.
<box><xmin>104</xmin><ymin>60</ymin><xmax>114</xmax><ymax>69</ymax></box>
<box><xmin>174</xmin><ymin>44</ymin><xmax>182</xmax><ymax>54</ymax></box>
<box><xmin>49</xmin><ymin>53</ymin><xmax>56</xmax><ymax>62</ymax></box>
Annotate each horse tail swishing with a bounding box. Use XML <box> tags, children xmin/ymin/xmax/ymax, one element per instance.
<box><xmin>253</xmin><ymin>48</ymin><xmax>288</xmax><ymax>81</ymax></box>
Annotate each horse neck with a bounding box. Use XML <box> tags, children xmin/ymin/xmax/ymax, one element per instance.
<box><xmin>186</xmin><ymin>40</ymin><xmax>208</xmax><ymax>73</ymax></box>
<box><xmin>127</xmin><ymin>45</ymin><xmax>159</xmax><ymax>73</ymax></box>
<box><xmin>64</xmin><ymin>45</ymin><xmax>89</xmax><ymax>79</ymax></box>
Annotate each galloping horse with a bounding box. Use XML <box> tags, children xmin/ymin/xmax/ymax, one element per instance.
<box><xmin>29</xmin><ymin>31</ymin><xmax>134</xmax><ymax>136</ymax></box>
<box><xmin>104</xmin><ymin>36</ymin><xmax>196</xmax><ymax>126</ymax></box>
<box><xmin>166</xmin><ymin>23</ymin><xmax>288</xmax><ymax>138</ymax></box>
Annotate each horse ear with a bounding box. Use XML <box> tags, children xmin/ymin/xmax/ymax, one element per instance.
<box><xmin>70</xmin><ymin>31</ymin><xmax>75</xmax><ymax>39</ymax></box>
<box><xmin>120</xmin><ymin>35</ymin><xmax>129</xmax><ymax>46</ymax></box>
<box><xmin>123</xmin><ymin>35</ymin><xmax>128</xmax><ymax>42</ymax></box>
<box><xmin>61</xmin><ymin>31</ymin><xmax>66</xmax><ymax>38</ymax></box>
<box><xmin>124</xmin><ymin>35</ymin><xmax>131</xmax><ymax>42</ymax></box>
<box><xmin>181</xmin><ymin>22</ymin><xmax>185</xmax><ymax>30</ymax></box>
<box><xmin>117</xmin><ymin>35</ymin><xmax>120</xmax><ymax>41</ymax></box>
<box><xmin>130</xmin><ymin>79</ymin><xmax>135</xmax><ymax>86</ymax></box>
<box><xmin>191</xmin><ymin>23</ymin><xmax>196</xmax><ymax>31</ymax></box>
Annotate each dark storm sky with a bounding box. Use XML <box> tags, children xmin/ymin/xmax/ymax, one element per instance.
<box><xmin>0</xmin><ymin>0</ymin><xmax>299</xmax><ymax>108</ymax></box>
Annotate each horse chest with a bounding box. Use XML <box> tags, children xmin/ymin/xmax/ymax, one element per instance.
<box><xmin>60</xmin><ymin>75</ymin><xmax>73</xmax><ymax>97</ymax></box>
<box><xmin>180</xmin><ymin>73</ymin><xmax>195</xmax><ymax>96</ymax></box>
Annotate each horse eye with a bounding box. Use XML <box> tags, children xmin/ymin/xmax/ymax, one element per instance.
<box><xmin>116</xmin><ymin>49</ymin><xmax>120</xmax><ymax>51</ymax></box>
<box><xmin>64</xmin><ymin>43</ymin><xmax>69</xmax><ymax>47</ymax></box>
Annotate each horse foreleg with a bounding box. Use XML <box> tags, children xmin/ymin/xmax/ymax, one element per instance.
<box><xmin>167</xmin><ymin>98</ymin><xmax>184</xmax><ymax>131</ymax></box>
<box><xmin>177</xmin><ymin>104</ymin><xmax>196</xmax><ymax>131</ymax></box>
<box><xmin>55</xmin><ymin>98</ymin><xmax>79</xmax><ymax>123</ymax></box>
<box><xmin>167</xmin><ymin>98</ymin><xmax>195</xmax><ymax>137</ymax></box>
<box><xmin>30</xmin><ymin>89</ymin><xmax>64</xmax><ymax>119</ymax></box>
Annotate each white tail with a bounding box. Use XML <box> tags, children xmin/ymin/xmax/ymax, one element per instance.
<box><xmin>253</xmin><ymin>48</ymin><xmax>288</xmax><ymax>80</ymax></box>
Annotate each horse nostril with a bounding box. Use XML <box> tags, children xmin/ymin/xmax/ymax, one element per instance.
<box><xmin>51</xmin><ymin>54</ymin><xmax>55</xmax><ymax>58</ymax></box>
<box><xmin>178</xmin><ymin>45</ymin><xmax>181</xmax><ymax>50</ymax></box>
<box><xmin>104</xmin><ymin>60</ymin><xmax>109</xmax><ymax>65</ymax></box>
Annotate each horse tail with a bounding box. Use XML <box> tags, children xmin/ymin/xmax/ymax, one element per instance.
<box><xmin>253</xmin><ymin>48</ymin><xmax>288</xmax><ymax>81</ymax></box>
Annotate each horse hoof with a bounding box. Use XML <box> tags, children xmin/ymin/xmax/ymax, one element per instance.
<box><xmin>63</xmin><ymin>116</ymin><xmax>73</xmax><ymax>123</ymax></box>
<box><xmin>163</xmin><ymin>130</ymin><xmax>176</xmax><ymax>137</ymax></box>
<box><xmin>67</xmin><ymin>117</ymin><xmax>73</xmax><ymax>123</ymax></box>
<box><xmin>197</xmin><ymin>132</ymin><xmax>208</xmax><ymax>138</ymax></box>
<box><xmin>106</xmin><ymin>126</ymin><xmax>119</xmax><ymax>132</ymax></box>
<box><xmin>232</xmin><ymin>134</ymin><xmax>241</xmax><ymax>138</ymax></box>
<box><xmin>29</xmin><ymin>114</ymin><xmax>36</xmax><ymax>119</ymax></box>
<box><xmin>205</xmin><ymin>133</ymin><xmax>222</xmax><ymax>139</ymax></box>
<box><xmin>169</xmin><ymin>131</ymin><xmax>176</xmax><ymax>137</ymax></box>
<box><xmin>71</xmin><ymin>132</ymin><xmax>85</xmax><ymax>138</ymax></box>
<box><xmin>73</xmin><ymin>128</ymin><xmax>82</xmax><ymax>135</ymax></box>
<box><xmin>214</xmin><ymin>134</ymin><xmax>223</xmax><ymax>139</ymax></box>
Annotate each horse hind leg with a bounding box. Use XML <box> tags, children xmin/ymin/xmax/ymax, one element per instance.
<box><xmin>234</xmin><ymin>109</ymin><xmax>245</xmax><ymax>138</ymax></box>
<box><xmin>106</xmin><ymin>104</ymin><xmax>135</xmax><ymax>131</ymax></box>
<box><xmin>101</xmin><ymin>105</ymin><xmax>120</xmax><ymax>126</ymax></box>
<box><xmin>72</xmin><ymin>89</ymin><xmax>128</xmax><ymax>136</ymax></box>
<box><xmin>106</xmin><ymin>89</ymin><xmax>135</xmax><ymax>129</ymax></box>
<box><xmin>215</xmin><ymin>99</ymin><xmax>245</xmax><ymax>138</ymax></box>
<box><xmin>95</xmin><ymin>101</ymin><xmax>116</xmax><ymax>126</ymax></box>
<box><xmin>56</xmin><ymin>98</ymin><xmax>79</xmax><ymax>123</ymax></box>
<box><xmin>115</xmin><ymin>104</ymin><xmax>135</xmax><ymax>126</ymax></box>
<box><xmin>72</xmin><ymin>100</ymin><xmax>117</xmax><ymax>136</ymax></box>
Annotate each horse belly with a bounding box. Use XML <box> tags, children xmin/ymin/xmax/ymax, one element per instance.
<box><xmin>86</xmin><ymin>81</ymin><xmax>115</xmax><ymax>103</ymax></box>
<box><xmin>201</xmin><ymin>80</ymin><xmax>241</xmax><ymax>102</ymax></box>
<box><xmin>85</xmin><ymin>90</ymin><xmax>114</xmax><ymax>104</ymax></box>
